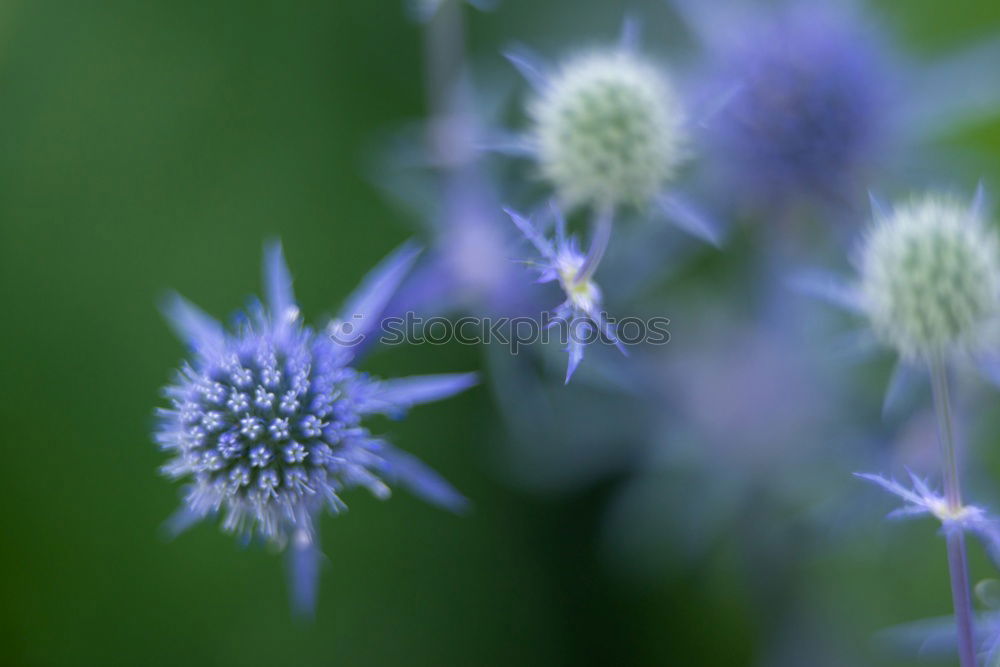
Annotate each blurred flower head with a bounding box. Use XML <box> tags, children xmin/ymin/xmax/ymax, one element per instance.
<box><xmin>601</xmin><ymin>312</ymin><xmax>848</xmax><ymax>577</ymax></box>
<box><xmin>370</xmin><ymin>70</ymin><xmax>543</xmax><ymax>319</ymax></box>
<box><xmin>156</xmin><ymin>243</ymin><xmax>475</xmax><ymax>555</ymax></box>
<box><xmin>380</xmin><ymin>164</ymin><xmax>538</xmax><ymax>318</ymax></box>
<box><xmin>859</xmin><ymin>192</ymin><xmax>1000</xmax><ymax>361</ymax></box>
<box><xmin>529</xmin><ymin>50</ymin><xmax>686</xmax><ymax>211</ymax></box>
<box><xmin>503</xmin><ymin>24</ymin><xmax>722</xmax><ymax>244</ymax></box>
<box><xmin>695</xmin><ymin>0</ymin><xmax>890</xmax><ymax>211</ymax></box>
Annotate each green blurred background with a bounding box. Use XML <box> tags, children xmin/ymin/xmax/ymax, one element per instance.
<box><xmin>2</xmin><ymin>1</ymin><xmax>999</xmax><ymax>665</ymax></box>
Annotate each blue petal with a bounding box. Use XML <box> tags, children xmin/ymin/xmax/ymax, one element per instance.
<box><xmin>854</xmin><ymin>472</ymin><xmax>927</xmax><ymax>510</ymax></box>
<box><xmin>564</xmin><ymin>319</ymin><xmax>591</xmax><ymax>384</ymax></box>
<box><xmin>692</xmin><ymin>81</ymin><xmax>744</xmax><ymax>129</ymax></box>
<box><xmin>288</xmin><ymin>529</ymin><xmax>321</xmax><ymax>617</ymax></box>
<box><xmin>972</xmin><ymin>180</ymin><xmax>988</xmax><ymax>218</ymax></box>
<box><xmin>358</xmin><ymin>373</ymin><xmax>478</xmax><ymax>416</ymax></box>
<box><xmin>475</xmin><ymin>130</ymin><xmax>536</xmax><ymax>157</ymax></box>
<box><xmin>619</xmin><ymin>13</ymin><xmax>642</xmax><ymax>52</ymax></box>
<box><xmin>160</xmin><ymin>292</ymin><xmax>226</xmax><ymax>357</ymax></box>
<box><xmin>655</xmin><ymin>194</ymin><xmax>723</xmax><ymax>247</ymax></box>
<box><xmin>503</xmin><ymin>45</ymin><xmax>549</xmax><ymax>92</ymax></box>
<box><xmin>584</xmin><ymin>306</ymin><xmax>628</xmax><ymax>357</ymax></box>
<box><xmin>160</xmin><ymin>505</ymin><xmax>203</xmax><ymax>539</ymax></box>
<box><xmin>263</xmin><ymin>240</ymin><xmax>296</xmax><ymax>321</ymax></box>
<box><xmin>787</xmin><ymin>269</ymin><xmax>866</xmax><ymax>315</ymax></box>
<box><xmin>379</xmin><ymin>257</ymin><xmax>454</xmax><ymax>320</ymax></box>
<box><xmin>868</xmin><ymin>190</ymin><xmax>890</xmax><ymax>221</ymax></box>
<box><xmin>505</xmin><ymin>208</ymin><xmax>555</xmax><ymax>258</ymax></box>
<box><xmin>340</xmin><ymin>241</ymin><xmax>421</xmax><ymax>340</ymax></box>
<box><xmin>378</xmin><ymin>445</ymin><xmax>469</xmax><ymax>513</ymax></box>
<box><xmin>564</xmin><ymin>341</ymin><xmax>584</xmax><ymax>384</ymax></box>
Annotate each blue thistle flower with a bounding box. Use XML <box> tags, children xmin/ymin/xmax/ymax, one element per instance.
<box><xmin>156</xmin><ymin>241</ymin><xmax>476</xmax><ymax>613</ymax></box>
<box><xmin>798</xmin><ymin>185</ymin><xmax>1000</xmax><ymax>383</ymax></box>
<box><xmin>502</xmin><ymin>19</ymin><xmax>722</xmax><ymax>246</ymax></box>
<box><xmin>804</xmin><ymin>185</ymin><xmax>1000</xmax><ymax>665</ymax></box>
<box><xmin>505</xmin><ymin>205</ymin><xmax>625</xmax><ymax>383</ymax></box>
<box><xmin>680</xmin><ymin>0</ymin><xmax>890</xmax><ymax>212</ymax></box>
<box><xmin>373</xmin><ymin>133</ymin><xmax>539</xmax><ymax>318</ymax></box>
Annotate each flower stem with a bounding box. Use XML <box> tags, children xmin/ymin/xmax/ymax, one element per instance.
<box><xmin>576</xmin><ymin>206</ymin><xmax>613</xmax><ymax>284</ymax></box>
<box><xmin>424</xmin><ymin>0</ymin><xmax>465</xmax><ymax>121</ymax></box>
<box><xmin>929</xmin><ymin>357</ymin><xmax>977</xmax><ymax>667</ymax></box>
<box><xmin>423</xmin><ymin>0</ymin><xmax>472</xmax><ymax>169</ymax></box>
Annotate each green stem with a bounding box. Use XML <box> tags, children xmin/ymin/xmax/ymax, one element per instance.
<box><xmin>423</xmin><ymin>0</ymin><xmax>466</xmax><ymax>163</ymax></box>
<box><xmin>929</xmin><ymin>357</ymin><xmax>977</xmax><ymax>667</ymax></box>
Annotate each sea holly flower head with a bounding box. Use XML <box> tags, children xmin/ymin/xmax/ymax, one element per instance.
<box><xmin>505</xmin><ymin>206</ymin><xmax>624</xmax><ymax>383</ymax></box>
<box><xmin>501</xmin><ymin>19</ymin><xmax>721</xmax><ymax>245</ymax></box>
<box><xmin>529</xmin><ymin>49</ymin><xmax>685</xmax><ymax>211</ymax></box>
<box><xmin>858</xmin><ymin>192</ymin><xmax>1000</xmax><ymax>362</ymax></box>
<box><xmin>500</xmin><ymin>19</ymin><xmax>722</xmax><ymax>246</ymax></box>
<box><xmin>685</xmin><ymin>0</ymin><xmax>889</xmax><ymax>210</ymax></box>
<box><xmin>156</xmin><ymin>241</ymin><xmax>476</xmax><ymax>612</ymax></box>
<box><xmin>797</xmin><ymin>186</ymin><xmax>1000</xmax><ymax>376</ymax></box>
